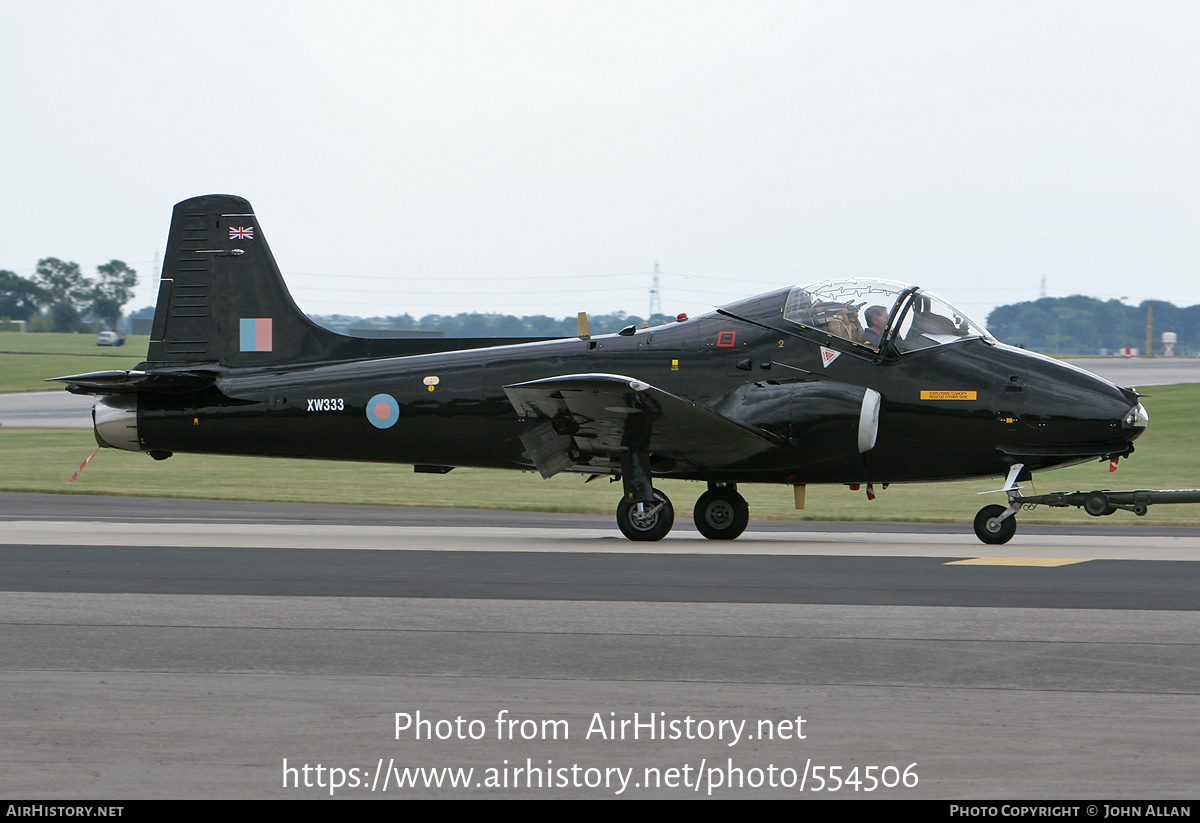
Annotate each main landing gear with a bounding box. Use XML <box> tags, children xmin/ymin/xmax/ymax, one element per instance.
<box><xmin>693</xmin><ymin>483</ymin><xmax>750</xmax><ymax>540</ymax></box>
<box><xmin>614</xmin><ymin>475</ymin><xmax>750</xmax><ymax>542</ymax></box>
<box><xmin>616</xmin><ymin>491</ymin><xmax>674</xmax><ymax>541</ymax></box>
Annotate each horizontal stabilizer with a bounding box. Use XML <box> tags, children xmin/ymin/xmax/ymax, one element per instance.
<box><xmin>46</xmin><ymin>369</ymin><xmax>216</xmax><ymax>395</ymax></box>
<box><xmin>504</xmin><ymin>373</ymin><xmax>783</xmax><ymax>476</ymax></box>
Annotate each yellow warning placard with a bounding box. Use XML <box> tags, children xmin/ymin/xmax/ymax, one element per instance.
<box><xmin>920</xmin><ymin>390</ymin><xmax>977</xmax><ymax>400</ymax></box>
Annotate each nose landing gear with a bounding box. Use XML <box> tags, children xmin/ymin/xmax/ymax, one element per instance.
<box><xmin>973</xmin><ymin>504</ymin><xmax>1017</xmax><ymax>545</ymax></box>
<box><xmin>969</xmin><ymin>461</ymin><xmax>1200</xmax><ymax>544</ymax></box>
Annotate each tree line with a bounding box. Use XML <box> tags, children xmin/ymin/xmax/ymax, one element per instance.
<box><xmin>310</xmin><ymin>310</ymin><xmax>678</xmax><ymax>338</ymax></box>
<box><xmin>0</xmin><ymin>259</ymin><xmax>137</xmax><ymax>332</ymax></box>
<box><xmin>985</xmin><ymin>295</ymin><xmax>1196</xmax><ymax>356</ymax></box>
<box><xmin>6</xmin><ymin>263</ymin><xmax>1194</xmax><ymax>356</ymax></box>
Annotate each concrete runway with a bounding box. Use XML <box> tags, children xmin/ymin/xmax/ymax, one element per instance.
<box><xmin>0</xmin><ymin>390</ymin><xmax>95</xmax><ymax>427</ymax></box>
<box><xmin>2</xmin><ymin>492</ymin><xmax>1197</xmax><ymax>799</ymax></box>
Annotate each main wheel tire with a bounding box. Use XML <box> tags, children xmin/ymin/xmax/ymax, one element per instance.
<box><xmin>616</xmin><ymin>491</ymin><xmax>674</xmax><ymax>541</ymax></box>
<box><xmin>973</xmin><ymin>504</ymin><xmax>1017</xmax><ymax>545</ymax></box>
<box><xmin>693</xmin><ymin>488</ymin><xmax>750</xmax><ymax>540</ymax></box>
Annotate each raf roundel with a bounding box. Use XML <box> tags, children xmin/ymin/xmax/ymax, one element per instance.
<box><xmin>366</xmin><ymin>393</ymin><xmax>400</xmax><ymax>429</ymax></box>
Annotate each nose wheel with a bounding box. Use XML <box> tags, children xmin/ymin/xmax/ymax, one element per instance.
<box><xmin>693</xmin><ymin>487</ymin><xmax>750</xmax><ymax>540</ymax></box>
<box><xmin>974</xmin><ymin>504</ymin><xmax>1017</xmax><ymax>545</ymax></box>
<box><xmin>616</xmin><ymin>491</ymin><xmax>674</xmax><ymax>541</ymax></box>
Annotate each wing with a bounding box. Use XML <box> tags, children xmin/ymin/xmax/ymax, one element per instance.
<box><xmin>503</xmin><ymin>373</ymin><xmax>785</xmax><ymax>478</ymax></box>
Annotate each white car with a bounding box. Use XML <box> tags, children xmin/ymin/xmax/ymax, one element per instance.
<box><xmin>96</xmin><ymin>331</ymin><xmax>125</xmax><ymax>347</ymax></box>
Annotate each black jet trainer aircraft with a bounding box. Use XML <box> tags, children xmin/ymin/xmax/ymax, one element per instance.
<box><xmin>52</xmin><ymin>194</ymin><xmax>1154</xmax><ymax>544</ymax></box>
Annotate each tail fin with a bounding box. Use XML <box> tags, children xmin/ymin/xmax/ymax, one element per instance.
<box><xmin>146</xmin><ymin>194</ymin><xmax>553</xmax><ymax>367</ymax></box>
<box><xmin>147</xmin><ymin>194</ymin><xmax>346</xmax><ymax>366</ymax></box>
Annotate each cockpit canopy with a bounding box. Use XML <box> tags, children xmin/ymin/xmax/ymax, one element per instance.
<box><xmin>781</xmin><ymin>279</ymin><xmax>994</xmax><ymax>354</ymax></box>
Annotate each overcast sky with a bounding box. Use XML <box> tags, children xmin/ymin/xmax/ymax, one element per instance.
<box><xmin>2</xmin><ymin>1</ymin><xmax>1197</xmax><ymax>327</ymax></box>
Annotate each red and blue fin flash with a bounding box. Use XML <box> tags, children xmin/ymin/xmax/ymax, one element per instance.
<box><xmin>239</xmin><ymin>318</ymin><xmax>273</xmax><ymax>352</ymax></box>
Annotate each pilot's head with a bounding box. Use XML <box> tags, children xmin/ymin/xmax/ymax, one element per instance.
<box><xmin>864</xmin><ymin>305</ymin><xmax>887</xmax><ymax>331</ymax></box>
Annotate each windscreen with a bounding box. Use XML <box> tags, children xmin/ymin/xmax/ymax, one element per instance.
<box><xmin>891</xmin><ymin>291</ymin><xmax>993</xmax><ymax>353</ymax></box>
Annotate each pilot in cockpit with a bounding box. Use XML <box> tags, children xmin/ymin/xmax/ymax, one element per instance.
<box><xmin>862</xmin><ymin>305</ymin><xmax>888</xmax><ymax>347</ymax></box>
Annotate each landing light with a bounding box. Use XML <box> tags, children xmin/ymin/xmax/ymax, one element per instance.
<box><xmin>1123</xmin><ymin>403</ymin><xmax>1149</xmax><ymax>428</ymax></box>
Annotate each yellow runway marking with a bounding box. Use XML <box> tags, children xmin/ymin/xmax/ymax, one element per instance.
<box><xmin>947</xmin><ymin>557</ymin><xmax>1092</xmax><ymax>567</ymax></box>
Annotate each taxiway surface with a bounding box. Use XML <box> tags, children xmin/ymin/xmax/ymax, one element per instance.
<box><xmin>2</xmin><ymin>492</ymin><xmax>1197</xmax><ymax>799</ymax></box>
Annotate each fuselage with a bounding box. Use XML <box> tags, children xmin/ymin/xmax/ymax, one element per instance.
<box><xmin>103</xmin><ymin>301</ymin><xmax>1144</xmax><ymax>486</ymax></box>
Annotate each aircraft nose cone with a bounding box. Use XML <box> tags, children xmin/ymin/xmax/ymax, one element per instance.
<box><xmin>1011</xmin><ymin>348</ymin><xmax>1147</xmax><ymax>464</ymax></box>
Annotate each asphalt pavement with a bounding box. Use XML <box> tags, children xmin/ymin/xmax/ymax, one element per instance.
<box><xmin>2</xmin><ymin>492</ymin><xmax>1197</xmax><ymax>799</ymax></box>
